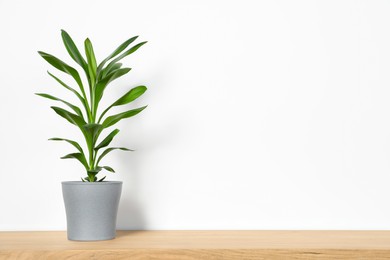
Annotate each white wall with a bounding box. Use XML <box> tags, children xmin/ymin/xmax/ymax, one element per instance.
<box><xmin>1</xmin><ymin>0</ymin><xmax>390</xmax><ymax>230</ymax></box>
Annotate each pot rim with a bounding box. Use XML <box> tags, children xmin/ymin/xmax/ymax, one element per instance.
<box><xmin>62</xmin><ymin>181</ymin><xmax>122</xmax><ymax>185</ymax></box>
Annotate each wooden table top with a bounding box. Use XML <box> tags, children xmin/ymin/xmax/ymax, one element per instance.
<box><xmin>1</xmin><ymin>230</ymin><xmax>390</xmax><ymax>259</ymax></box>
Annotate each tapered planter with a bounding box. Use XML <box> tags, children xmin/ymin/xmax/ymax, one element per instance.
<box><xmin>62</xmin><ymin>181</ymin><xmax>122</xmax><ymax>241</ymax></box>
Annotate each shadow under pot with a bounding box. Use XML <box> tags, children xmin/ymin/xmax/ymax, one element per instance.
<box><xmin>62</xmin><ymin>181</ymin><xmax>122</xmax><ymax>241</ymax></box>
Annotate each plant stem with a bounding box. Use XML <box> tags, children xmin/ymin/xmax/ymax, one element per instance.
<box><xmin>87</xmin><ymin>77</ymin><xmax>97</xmax><ymax>181</ymax></box>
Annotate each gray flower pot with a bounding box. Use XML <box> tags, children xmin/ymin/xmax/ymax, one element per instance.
<box><xmin>62</xmin><ymin>181</ymin><xmax>122</xmax><ymax>241</ymax></box>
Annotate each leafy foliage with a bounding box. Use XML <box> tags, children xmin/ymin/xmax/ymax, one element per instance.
<box><xmin>37</xmin><ymin>30</ymin><xmax>148</xmax><ymax>182</ymax></box>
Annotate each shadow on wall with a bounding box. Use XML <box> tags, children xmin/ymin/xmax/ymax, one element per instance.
<box><xmin>115</xmin><ymin>64</ymin><xmax>184</xmax><ymax>230</ymax></box>
<box><xmin>116</xmin><ymin>151</ymin><xmax>146</xmax><ymax>230</ymax></box>
<box><xmin>115</xmin><ymin>113</ymin><xmax>184</xmax><ymax>230</ymax></box>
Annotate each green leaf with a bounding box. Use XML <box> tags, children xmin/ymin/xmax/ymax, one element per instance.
<box><xmin>96</xmin><ymin>147</ymin><xmax>133</xmax><ymax>165</ymax></box>
<box><xmin>105</xmin><ymin>41</ymin><xmax>147</xmax><ymax>69</ymax></box>
<box><xmin>98</xmin><ymin>86</ymin><xmax>147</xmax><ymax>123</ymax></box>
<box><xmin>48</xmin><ymin>137</ymin><xmax>84</xmax><ymax>154</ymax></box>
<box><xmin>102</xmin><ymin>166</ymin><xmax>115</xmax><ymax>173</ymax></box>
<box><xmin>35</xmin><ymin>93</ymin><xmax>84</xmax><ymax>119</ymax></box>
<box><xmin>81</xmin><ymin>178</ymin><xmax>85</xmax><ymax>182</ymax></box>
<box><xmin>107</xmin><ymin>67</ymin><xmax>131</xmax><ymax>82</ymax></box>
<box><xmin>101</xmin><ymin>62</ymin><xmax>122</xmax><ymax>79</ymax></box>
<box><xmin>84</xmin><ymin>38</ymin><xmax>97</xmax><ymax>84</ymax></box>
<box><xmin>47</xmin><ymin>71</ymin><xmax>91</xmax><ymax>122</ymax></box>
<box><xmin>95</xmin><ymin>129</ymin><xmax>119</xmax><ymax>151</ymax></box>
<box><xmin>113</xmin><ymin>86</ymin><xmax>147</xmax><ymax>106</ymax></box>
<box><xmin>82</xmin><ymin>123</ymin><xmax>103</xmax><ymax>151</ymax></box>
<box><xmin>102</xmin><ymin>106</ymin><xmax>147</xmax><ymax>128</ymax></box>
<box><xmin>38</xmin><ymin>51</ymin><xmax>86</xmax><ymax>96</ymax></box>
<box><xmin>98</xmin><ymin>176</ymin><xmax>106</xmax><ymax>182</ymax></box>
<box><xmin>61</xmin><ymin>152</ymin><xmax>88</xmax><ymax>170</ymax></box>
<box><xmin>97</xmin><ymin>36</ymin><xmax>138</xmax><ymax>75</ymax></box>
<box><xmin>47</xmin><ymin>71</ymin><xmax>85</xmax><ymax>103</ymax></box>
<box><xmin>61</xmin><ymin>30</ymin><xmax>88</xmax><ymax>72</ymax></box>
<box><xmin>95</xmin><ymin>68</ymin><xmax>131</xmax><ymax>107</ymax></box>
<box><xmin>51</xmin><ymin>106</ymin><xmax>86</xmax><ymax>128</ymax></box>
<box><xmin>87</xmin><ymin>167</ymin><xmax>102</xmax><ymax>175</ymax></box>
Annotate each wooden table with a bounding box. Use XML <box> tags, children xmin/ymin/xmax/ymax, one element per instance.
<box><xmin>1</xmin><ymin>231</ymin><xmax>390</xmax><ymax>259</ymax></box>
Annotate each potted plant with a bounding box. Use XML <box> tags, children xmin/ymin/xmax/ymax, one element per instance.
<box><xmin>36</xmin><ymin>30</ymin><xmax>148</xmax><ymax>241</ymax></box>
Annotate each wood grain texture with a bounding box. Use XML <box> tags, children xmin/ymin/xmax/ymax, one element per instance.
<box><xmin>1</xmin><ymin>231</ymin><xmax>390</xmax><ymax>259</ymax></box>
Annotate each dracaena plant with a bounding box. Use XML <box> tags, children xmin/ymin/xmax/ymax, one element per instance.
<box><xmin>36</xmin><ymin>30</ymin><xmax>148</xmax><ymax>182</ymax></box>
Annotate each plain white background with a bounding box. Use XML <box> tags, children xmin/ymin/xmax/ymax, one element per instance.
<box><xmin>1</xmin><ymin>0</ymin><xmax>390</xmax><ymax>230</ymax></box>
